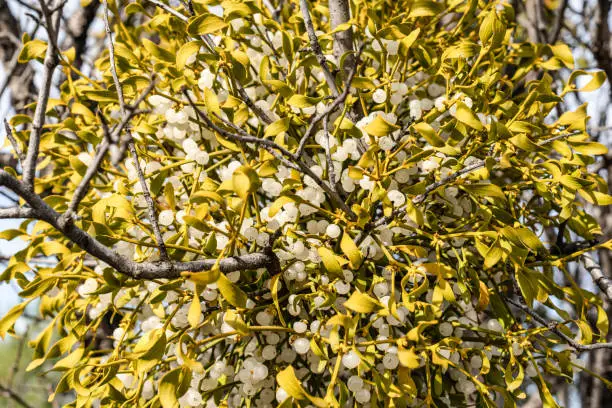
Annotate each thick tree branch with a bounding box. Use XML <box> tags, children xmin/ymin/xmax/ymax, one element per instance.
<box><xmin>328</xmin><ymin>0</ymin><xmax>354</xmax><ymax>76</ymax></box>
<box><xmin>583</xmin><ymin>253</ymin><xmax>612</xmax><ymax>300</ymax></box>
<box><xmin>0</xmin><ymin>170</ymin><xmax>275</xmax><ymax>280</ymax></box>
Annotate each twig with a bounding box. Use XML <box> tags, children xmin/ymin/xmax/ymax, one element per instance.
<box><xmin>65</xmin><ymin>138</ymin><xmax>110</xmax><ymax>214</ymax></box>
<box><xmin>323</xmin><ymin>114</ymin><xmax>337</xmax><ymax>189</ymax></box>
<box><xmin>299</xmin><ymin>0</ymin><xmax>339</xmax><ymax>96</ymax></box>
<box><xmin>3</xmin><ymin>119</ymin><xmax>24</xmax><ymax>160</ymax></box>
<box><xmin>103</xmin><ymin>0</ymin><xmax>169</xmax><ymax>261</ymax></box>
<box><xmin>0</xmin><ymin>383</ymin><xmax>35</xmax><ymax>408</ymax></box>
<box><xmin>550</xmin><ymin>0</ymin><xmax>568</xmax><ymax>43</ymax></box>
<box><xmin>22</xmin><ymin>0</ymin><xmax>61</xmax><ymax>188</ymax></box>
<box><xmin>295</xmin><ymin>44</ymin><xmax>363</xmax><ymax>157</ymax></box>
<box><xmin>184</xmin><ymin>92</ymin><xmax>355</xmax><ymax>218</ymax></box>
<box><xmin>506</xmin><ymin>297</ymin><xmax>612</xmax><ymax>351</ymax></box>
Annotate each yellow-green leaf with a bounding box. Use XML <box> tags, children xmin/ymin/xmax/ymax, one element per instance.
<box><xmin>340</xmin><ymin>230</ymin><xmax>363</xmax><ymax>269</ymax></box>
<box><xmin>232</xmin><ymin>165</ymin><xmax>260</xmax><ymax>199</ymax></box>
<box><xmin>18</xmin><ymin>39</ymin><xmax>47</xmax><ymax>63</ymax></box>
<box><xmin>317</xmin><ymin>247</ymin><xmax>343</xmax><ymax>278</ymax></box>
<box><xmin>413</xmin><ymin>122</ymin><xmax>444</xmax><ymax>147</ymax></box>
<box><xmin>217</xmin><ymin>273</ymin><xmax>247</xmax><ymax>308</ymax></box>
<box><xmin>454</xmin><ymin>101</ymin><xmax>484</xmax><ymax>130</ymax></box>
<box><xmin>0</xmin><ymin>301</ymin><xmax>29</xmax><ymax>339</ymax></box>
<box><xmin>343</xmin><ymin>291</ymin><xmax>384</xmax><ymax>314</ymax></box>
<box><xmin>176</xmin><ymin>41</ymin><xmax>201</xmax><ymax>70</ymax></box>
<box><xmin>363</xmin><ymin>115</ymin><xmax>400</xmax><ymax>137</ymax></box>
<box><xmin>187</xmin><ymin>14</ymin><xmax>228</xmax><ymax>36</ymax></box>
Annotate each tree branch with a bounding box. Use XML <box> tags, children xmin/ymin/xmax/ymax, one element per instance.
<box><xmin>22</xmin><ymin>0</ymin><xmax>62</xmax><ymax>188</ymax></box>
<box><xmin>583</xmin><ymin>252</ymin><xmax>612</xmax><ymax>300</ymax></box>
<box><xmin>0</xmin><ymin>383</ymin><xmax>34</xmax><ymax>408</ymax></box>
<box><xmin>295</xmin><ymin>44</ymin><xmax>362</xmax><ymax>157</ymax></box>
<box><xmin>103</xmin><ymin>0</ymin><xmax>169</xmax><ymax>261</ymax></box>
<box><xmin>506</xmin><ymin>297</ymin><xmax>612</xmax><ymax>351</ymax></box>
<box><xmin>299</xmin><ymin>0</ymin><xmax>339</xmax><ymax>96</ymax></box>
<box><xmin>328</xmin><ymin>0</ymin><xmax>354</xmax><ymax>76</ymax></box>
<box><xmin>0</xmin><ymin>170</ymin><xmax>275</xmax><ymax>280</ymax></box>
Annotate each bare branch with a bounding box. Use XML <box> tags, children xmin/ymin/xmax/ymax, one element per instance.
<box><xmin>0</xmin><ymin>383</ymin><xmax>35</xmax><ymax>408</ymax></box>
<box><xmin>322</xmin><ymin>114</ymin><xmax>337</xmax><ymax>189</ymax></box>
<box><xmin>583</xmin><ymin>253</ymin><xmax>612</xmax><ymax>300</ymax></box>
<box><xmin>328</xmin><ymin>0</ymin><xmax>354</xmax><ymax>76</ymax></box>
<box><xmin>3</xmin><ymin>119</ymin><xmax>24</xmax><ymax>161</ymax></box>
<box><xmin>300</xmin><ymin>0</ymin><xmax>339</xmax><ymax>96</ymax></box>
<box><xmin>506</xmin><ymin>297</ymin><xmax>612</xmax><ymax>351</ymax></box>
<box><xmin>0</xmin><ymin>206</ymin><xmax>36</xmax><ymax>218</ymax></box>
<box><xmin>103</xmin><ymin>0</ymin><xmax>169</xmax><ymax>261</ymax></box>
<box><xmin>66</xmin><ymin>139</ymin><xmax>110</xmax><ymax>214</ymax></box>
<box><xmin>0</xmin><ymin>170</ymin><xmax>275</xmax><ymax>280</ymax></box>
<box><xmin>22</xmin><ymin>0</ymin><xmax>62</xmax><ymax>187</ymax></box>
<box><xmin>295</xmin><ymin>44</ymin><xmax>362</xmax><ymax>157</ymax></box>
<box><xmin>549</xmin><ymin>0</ymin><xmax>568</xmax><ymax>43</ymax></box>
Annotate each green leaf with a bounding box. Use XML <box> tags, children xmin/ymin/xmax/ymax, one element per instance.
<box><xmin>343</xmin><ymin>291</ymin><xmax>384</xmax><ymax>314</ymax></box>
<box><xmin>505</xmin><ymin>359</ymin><xmax>524</xmax><ymax>392</ymax></box>
<box><xmin>579</xmin><ymin>190</ymin><xmax>612</xmax><ymax>206</ymax></box>
<box><xmin>454</xmin><ymin>101</ymin><xmax>484</xmax><ymax>130</ymax></box>
<box><xmin>340</xmin><ymin>230</ymin><xmax>363</xmax><ymax>269</ymax></box>
<box><xmin>550</xmin><ymin>43</ymin><xmax>574</xmax><ymax>68</ymax></box>
<box><xmin>286</xmin><ymin>94</ymin><xmax>321</xmax><ymax>108</ymax></box>
<box><xmin>176</xmin><ymin>41</ymin><xmax>201</xmax><ymax>70</ymax></box>
<box><xmin>463</xmin><ymin>183</ymin><xmax>506</xmax><ymax>200</ymax></box>
<box><xmin>232</xmin><ymin>165</ymin><xmax>260</xmax><ymax>199</ymax></box>
<box><xmin>188</xmin><ymin>295</ymin><xmax>202</xmax><ymax>328</ymax></box>
<box><xmin>217</xmin><ymin>273</ymin><xmax>247</xmax><ymax>308</ymax></box>
<box><xmin>142</xmin><ymin>39</ymin><xmax>175</xmax><ymax>63</ymax></box>
<box><xmin>0</xmin><ymin>301</ymin><xmax>29</xmax><ymax>339</ymax></box>
<box><xmin>159</xmin><ymin>368</ymin><xmax>182</xmax><ymax>408</ymax></box>
<box><xmin>405</xmin><ymin>199</ymin><xmax>424</xmax><ymax>226</ymax></box>
<box><xmin>363</xmin><ymin>115</ymin><xmax>400</xmax><ymax>137</ymax></box>
<box><xmin>317</xmin><ymin>247</ymin><xmax>344</xmax><ymax>278</ymax></box>
<box><xmin>264</xmin><ymin>117</ymin><xmax>290</xmax><ymax>138</ymax></box>
<box><xmin>413</xmin><ymin>122</ymin><xmax>444</xmax><ymax>147</ymax></box>
<box><xmin>276</xmin><ymin>366</ymin><xmax>327</xmax><ymax>407</ymax></box>
<box><xmin>18</xmin><ymin>39</ymin><xmax>47</xmax><ymax>63</ymax></box>
<box><xmin>516</xmin><ymin>271</ymin><xmax>536</xmax><ymax>307</ymax></box>
<box><xmin>484</xmin><ymin>244</ymin><xmax>503</xmax><ymax>269</ymax></box>
<box><xmin>182</xmin><ymin>267</ymin><xmax>221</xmax><ymax>285</ymax></box>
<box><xmin>187</xmin><ymin>14</ymin><xmax>228</xmax><ymax>36</ymax></box>
<box><xmin>224</xmin><ymin>309</ymin><xmax>250</xmax><ymax>335</ymax></box>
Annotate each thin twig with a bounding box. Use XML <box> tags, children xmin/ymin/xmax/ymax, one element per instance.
<box><xmin>299</xmin><ymin>0</ymin><xmax>339</xmax><ymax>96</ymax></box>
<box><xmin>506</xmin><ymin>297</ymin><xmax>612</xmax><ymax>351</ymax></box>
<box><xmin>0</xmin><ymin>383</ymin><xmax>35</xmax><ymax>408</ymax></box>
<box><xmin>22</xmin><ymin>0</ymin><xmax>61</xmax><ymax>188</ymax></box>
<box><xmin>323</xmin><ymin>114</ymin><xmax>337</xmax><ymax>189</ymax></box>
<box><xmin>3</xmin><ymin>119</ymin><xmax>24</xmax><ymax>160</ymax></box>
<box><xmin>295</xmin><ymin>44</ymin><xmax>363</xmax><ymax>157</ymax></box>
<box><xmin>103</xmin><ymin>0</ymin><xmax>169</xmax><ymax>261</ymax></box>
